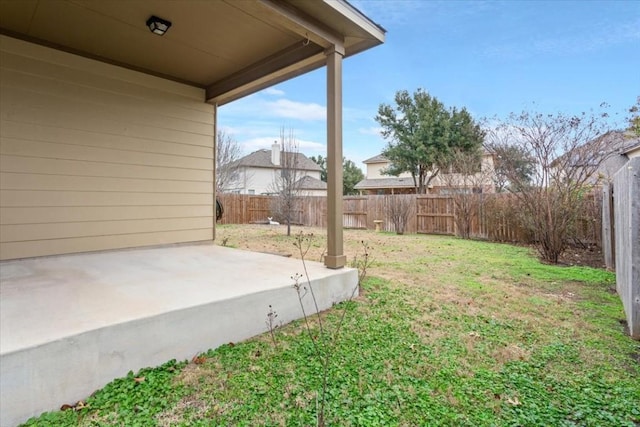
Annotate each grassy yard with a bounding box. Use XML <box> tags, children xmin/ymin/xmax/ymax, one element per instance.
<box><xmin>24</xmin><ymin>225</ymin><xmax>639</xmax><ymax>426</ymax></box>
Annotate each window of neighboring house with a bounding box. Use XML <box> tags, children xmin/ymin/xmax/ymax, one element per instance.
<box><xmin>377</xmin><ymin>189</ymin><xmax>385</xmax><ymax>195</ymax></box>
<box><xmin>248</xmin><ymin>189</ymin><xmax>255</xmax><ymax>195</ymax></box>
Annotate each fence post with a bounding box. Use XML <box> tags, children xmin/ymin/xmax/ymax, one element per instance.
<box><xmin>602</xmin><ymin>183</ymin><xmax>615</xmax><ymax>270</ymax></box>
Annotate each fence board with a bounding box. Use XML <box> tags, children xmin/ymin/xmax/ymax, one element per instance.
<box><xmin>416</xmin><ymin>196</ymin><xmax>455</xmax><ymax>235</ymax></box>
<box><xmin>343</xmin><ymin>197</ymin><xmax>368</xmax><ymax>229</ymax></box>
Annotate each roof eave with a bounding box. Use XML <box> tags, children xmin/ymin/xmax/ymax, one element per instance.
<box><xmin>207</xmin><ymin>0</ymin><xmax>385</xmax><ymax>105</ymax></box>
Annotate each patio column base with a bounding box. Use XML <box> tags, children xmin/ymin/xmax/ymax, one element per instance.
<box><xmin>324</xmin><ymin>254</ymin><xmax>346</xmax><ymax>269</ymax></box>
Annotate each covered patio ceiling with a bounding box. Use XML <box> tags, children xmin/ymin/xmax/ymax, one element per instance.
<box><xmin>0</xmin><ymin>0</ymin><xmax>385</xmax><ymax>105</ymax></box>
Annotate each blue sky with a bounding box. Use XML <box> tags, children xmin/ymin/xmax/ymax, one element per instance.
<box><xmin>218</xmin><ymin>0</ymin><xmax>640</xmax><ymax>170</ymax></box>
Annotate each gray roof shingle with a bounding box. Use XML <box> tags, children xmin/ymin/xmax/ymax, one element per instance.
<box><xmin>236</xmin><ymin>149</ymin><xmax>321</xmax><ymax>171</ymax></box>
<box><xmin>297</xmin><ymin>175</ymin><xmax>327</xmax><ymax>190</ymax></box>
<box><xmin>362</xmin><ymin>154</ymin><xmax>388</xmax><ymax>164</ymax></box>
<box><xmin>354</xmin><ymin>177</ymin><xmax>415</xmax><ymax>189</ymax></box>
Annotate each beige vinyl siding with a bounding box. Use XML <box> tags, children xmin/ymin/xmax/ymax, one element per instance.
<box><xmin>0</xmin><ymin>36</ymin><xmax>214</xmax><ymax>260</ymax></box>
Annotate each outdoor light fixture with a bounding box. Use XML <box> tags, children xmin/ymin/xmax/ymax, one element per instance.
<box><xmin>146</xmin><ymin>15</ymin><xmax>172</xmax><ymax>36</ymax></box>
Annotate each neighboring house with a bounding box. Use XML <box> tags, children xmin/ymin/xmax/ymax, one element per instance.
<box><xmin>354</xmin><ymin>154</ymin><xmax>416</xmax><ymax>194</ymax></box>
<box><xmin>355</xmin><ymin>152</ymin><xmax>496</xmax><ymax>195</ymax></box>
<box><xmin>591</xmin><ymin>131</ymin><xmax>640</xmax><ymax>183</ymax></box>
<box><xmin>554</xmin><ymin>130</ymin><xmax>640</xmax><ymax>185</ymax></box>
<box><xmin>621</xmin><ymin>137</ymin><xmax>640</xmax><ymax>159</ymax></box>
<box><xmin>227</xmin><ymin>143</ymin><xmax>326</xmax><ymax>196</ymax></box>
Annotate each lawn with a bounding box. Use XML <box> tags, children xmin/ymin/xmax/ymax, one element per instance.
<box><xmin>23</xmin><ymin>225</ymin><xmax>639</xmax><ymax>426</ymax></box>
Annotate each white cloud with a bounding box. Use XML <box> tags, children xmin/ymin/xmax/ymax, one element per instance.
<box><xmin>297</xmin><ymin>139</ymin><xmax>326</xmax><ymax>153</ymax></box>
<box><xmin>263</xmin><ymin>87</ymin><xmax>285</xmax><ymax>96</ymax></box>
<box><xmin>220</xmin><ymin>95</ymin><xmax>326</xmax><ymax>121</ymax></box>
<box><xmin>240</xmin><ymin>137</ymin><xmax>278</xmax><ymax>152</ymax></box>
<box><xmin>266</xmin><ymin>99</ymin><xmax>326</xmax><ymax>121</ymax></box>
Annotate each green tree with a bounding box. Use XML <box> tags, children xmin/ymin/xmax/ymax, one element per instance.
<box><xmin>343</xmin><ymin>159</ymin><xmax>364</xmax><ymax>195</ymax></box>
<box><xmin>486</xmin><ymin>142</ymin><xmax>536</xmax><ymax>192</ymax></box>
<box><xmin>375</xmin><ymin>89</ymin><xmax>484</xmax><ymax>194</ymax></box>
<box><xmin>310</xmin><ymin>155</ymin><xmax>364</xmax><ymax>195</ymax></box>
<box><xmin>310</xmin><ymin>155</ymin><xmax>327</xmax><ymax>182</ymax></box>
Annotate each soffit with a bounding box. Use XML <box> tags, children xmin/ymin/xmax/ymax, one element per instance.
<box><xmin>0</xmin><ymin>0</ymin><xmax>384</xmax><ymax>105</ymax></box>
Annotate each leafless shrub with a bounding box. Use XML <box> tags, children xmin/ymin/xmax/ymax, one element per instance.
<box><xmin>386</xmin><ymin>195</ymin><xmax>413</xmax><ymax>235</ymax></box>
<box><xmin>282</xmin><ymin>232</ymin><xmax>371</xmax><ymax>426</ymax></box>
<box><xmin>439</xmin><ymin>149</ymin><xmax>494</xmax><ymax>239</ymax></box>
<box><xmin>486</xmin><ymin>107</ymin><xmax>611</xmax><ymax>263</ymax></box>
<box><xmin>265</xmin><ymin>305</ymin><xmax>279</xmax><ymax>349</ymax></box>
<box><xmin>269</xmin><ymin>128</ymin><xmax>304</xmax><ymax>236</ymax></box>
<box><xmin>216</xmin><ymin>130</ymin><xmax>242</xmax><ymax>193</ymax></box>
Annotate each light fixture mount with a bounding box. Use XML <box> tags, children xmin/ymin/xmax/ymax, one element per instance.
<box><xmin>146</xmin><ymin>15</ymin><xmax>172</xmax><ymax>36</ymax></box>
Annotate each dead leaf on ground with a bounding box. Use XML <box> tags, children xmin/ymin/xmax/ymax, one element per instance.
<box><xmin>192</xmin><ymin>355</ymin><xmax>207</xmax><ymax>364</ymax></box>
<box><xmin>60</xmin><ymin>400</ymin><xmax>88</xmax><ymax>411</ymax></box>
<box><xmin>507</xmin><ymin>396</ymin><xmax>521</xmax><ymax>406</ymax></box>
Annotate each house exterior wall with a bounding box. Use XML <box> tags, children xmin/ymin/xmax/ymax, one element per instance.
<box><xmin>303</xmin><ymin>170</ymin><xmax>321</xmax><ymax>181</ymax></box>
<box><xmin>231</xmin><ymin>167</ymin><xmax>322</xmax><ymax>195</ymax></box>
<box><xmin>236</xmin><ymin>167</ymin><xmax>278</xmax><ymax>194</ymax></box>
<box><xmin>431</xmin><ymin>153</ymin><xmax>496</xmax><ymax>193</ymax></box>
<box><xmin>366</xmin><ymin>162</ymin><xmax>412</xmax><ymax>179</ymax></box>
<box><xmin>0</xmin><ymin>36</ymin><xmax>214</xmax><ymax>260</ymax></box>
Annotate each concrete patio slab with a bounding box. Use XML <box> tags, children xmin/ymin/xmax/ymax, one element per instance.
<box><xmin>0</xmin><ymin>244</ymin><xmax>358</xmax><ymax>426</ymax></box>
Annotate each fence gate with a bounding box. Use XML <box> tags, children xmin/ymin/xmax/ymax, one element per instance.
<box><xmin>416</xmin><ymin>196</ymin><xmax>455</xmax><ymax>234</ymax></box>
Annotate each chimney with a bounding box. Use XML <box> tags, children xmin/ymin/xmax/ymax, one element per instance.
<box><xmin>271</xmin><ymin>141</ymin><xmax>280</xmax><ymax>166</ymax></box>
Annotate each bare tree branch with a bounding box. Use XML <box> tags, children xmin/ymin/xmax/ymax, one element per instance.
<box><xmin>216</xmin><ymin>130</ymin><xmax>242</xmax><ymax>193</ymax></box>
<box><xmin>439</xmin><ymin>149</ymin><xmax>494</xmax><ymax>239</ymax></box>
<box><xmin>485</xmin><ymin>107</ymin><xmax>612</xmax><ymax>263</ymax></box>
<box><xmin>269</xmin><ymin>127</ymin><xmax>304</xmax><ymax>236</ymax></box>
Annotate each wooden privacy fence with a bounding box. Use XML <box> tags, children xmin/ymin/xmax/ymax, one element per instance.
<box><xmin>217</xmin><ymin>192</ymin><xmax>602</xmax><ymax>247</ymax></box>
<box><xmin>217</xmin><ymin>194</ymin><xmax>325</xmax><ymax>227</ymax></box>
<box><xmin>602</xmin><ymin>157</ymin><xmax>639</xmax><ymax>339</ymax></box>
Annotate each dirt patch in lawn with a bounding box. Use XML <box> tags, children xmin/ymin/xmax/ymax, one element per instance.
<box><xmin>558</xmin><ymin>244</ymin><xmax>606</xmax><ymax>269</ymax></box>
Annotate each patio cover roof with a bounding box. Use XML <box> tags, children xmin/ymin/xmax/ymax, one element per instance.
<box><xmin>0</xmin><ymin>0</ymin><xmax>385</xmax><ymax>105</ymax></box>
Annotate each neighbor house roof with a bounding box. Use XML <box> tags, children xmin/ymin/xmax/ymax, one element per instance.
<box><xmin>297</xmin><ymin>175</ymin><xmax>327</xmax><ymax>190</ymax></box>
<box><xmin>552</xmin><ymin>130</ymin><xmax>635</xmax><ymax>167</ymax></box>
<box><xmin>622</xmin><ymin>138</ymin><xmax>640</xmax><ymax>155</ymax></box>
<box><xmin>236</xmin><ymin>149</ymin><xmax>321</xmax><ymax>171</ymax></box>
<box><xmin>363</xmin><ymin>154</ymin><xmax>389</xmax><ymax>164</ymax></box>
<box><xmin>354</xmin><ymin>177</ymin><xmax>416</xmax><ymax>190</ymax></box>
